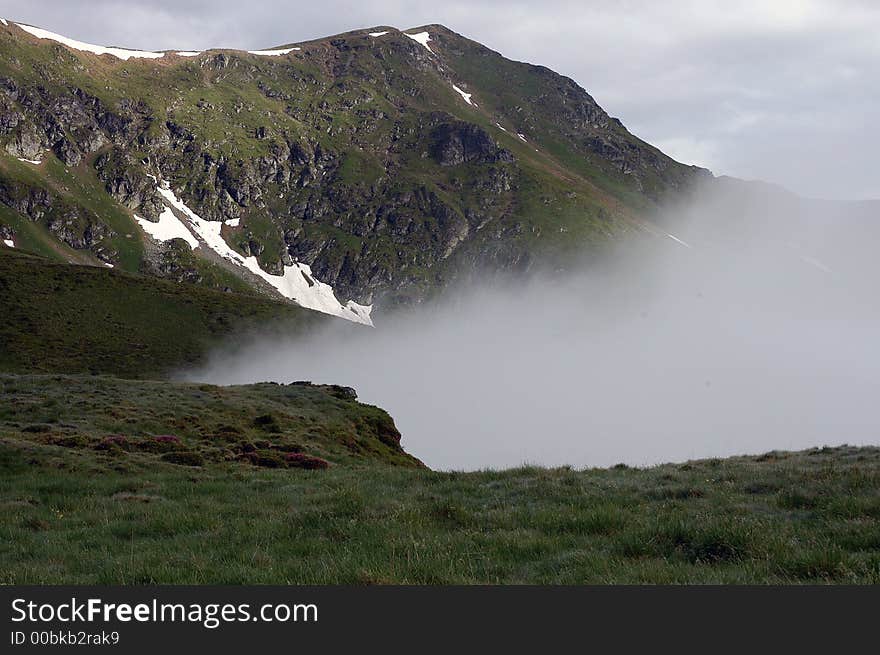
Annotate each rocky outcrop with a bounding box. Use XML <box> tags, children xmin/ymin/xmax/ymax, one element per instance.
<box><xmin>0</xmin><ymin>76</ymin><xmax>150</xmax><ymax>167</ymax></box>
<box><xmin>3</xmin><ymin>122</ymin><xmax>46</xmax><ymax>161</ymax></box>
<box><xmin>0</xmin><ymin>176</ymin><xmax>117</xmax><ymax>263</ymax></box>
<box><xmin>429</xmin><ymin>120</ymin><xmax>514</xmax><ymax>166</ymax></box>
<box><xmin>95</xmin><ymin>149</ymin><xmax>164</xmax><ymax>221</ymax></box>
<box><xmin>0</xmin><ymin>177</ymin><xmax>53</xmax><ymax>221</ymax></box>
<box><xmin>46</xmin><ymin>210</ymin><xmax>114</xmax><ymax>252</ymax></box>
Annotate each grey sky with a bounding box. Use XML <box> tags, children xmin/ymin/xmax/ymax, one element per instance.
<box><xmin>4</xmin><ymin>1</ymin><xmax>878</xmax><ymax>199</ymax></box>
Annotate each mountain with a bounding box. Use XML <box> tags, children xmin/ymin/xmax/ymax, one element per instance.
<box><xmin>0</xmin><ymin>19</ymin><xmax>710</xmax><ymax>322</ymax></box>
<box><xmin>2</xmin><ymin>18</ymin><xmax>878</xmax><ymax>588</ymax></box>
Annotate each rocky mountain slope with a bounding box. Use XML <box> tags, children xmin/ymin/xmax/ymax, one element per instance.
<box><xmin>0</xmin><ymin>19</ymin><xmax>709</xmax><ymax>321</ymax></box>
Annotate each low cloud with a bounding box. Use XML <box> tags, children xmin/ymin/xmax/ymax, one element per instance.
<box><xmin>186</xmin><ymin>182</ymin><xmax>880</xmax><ymax>470</ymax></box>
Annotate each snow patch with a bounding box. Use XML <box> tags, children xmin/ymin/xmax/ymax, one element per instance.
<box><xmin>369</xmin><ymin>31</ymin><xmax>389</xmax><ymax>37</ymax></box>
<box><xmin>0</xmin><ymin>19</ymin><xmax>8</xmax><ymax>27</ymax></box>
<box><xmin>798</xmin><ymin>254</ymin><xmax>833</xmax><ymax>274</ymax></box>
<box><xmin>153</xmin><ymin>182</ymin><xmax>372</xmax><ymax>325</ymax></box>
<box><xmin>247</xmin><ymin>47</ymin><xmax>299</xmax><ymax>56</ymax></box>
<box><xmin>135</xmin><ymin>210</ymin><xmax>199</xmax><ymax>249</ymax></box>
<box><xmin>517</xmin><ymin>133</ymin><xmax>527</xmax><ymax>142</ymax></box>
<box><xmin>225</xmin><ymin>218</ymin><xmax>240</xmax><ymax>227</ymax></box>
<box><xmin>174</xmin><ymin>51</ymin><xmax>201</xmax><ymax>57</ymax></box>
<box><xmin>16</xmin><ymin>23</ymin><xmax>164</xmax><ymax>60</ymax></box>
<box><xmin>495</xmin><ymin>123</ymin><xmax>508</xmax><ymax>132</ymax></box>
<box><xmin>404</xmin><ymin>31</ymin><xmax>433</xmax><ymax>53</ymax></box>
<box><xmin>3</xmin><ymin>239</ymin><xmax>13</xmax><ymax>248</ymax></box>
<box><xmin>104</xmin><ymin>262</ymin><xmax>114</xmax><ymax>268</ymax></box>
<box><xmin>665</xmin><ymin>234</ymin><xmax>692</xmax><ymax>248</ymax></box>
<box><xmin>452</xmin><ymin>84</ymin><xmax>473</xmax><ymax>106</ymax></box>
<box><xmin>17</xmin><ymin>157</ymin><xmax>42</xmax><ymax>165</ymax></box>
<box><xmin>787</xmin><ymin>242</ymin><xmax>833</xmax><ymax>274</ymax></box>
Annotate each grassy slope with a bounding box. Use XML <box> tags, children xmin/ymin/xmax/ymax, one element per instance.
<box><xmin>0</xmin><ymin>248</ymin><xmax>331</xmax><ymax>377</ymax></box>
<box><xmin>1</xmin><ymin>414</ymin><xmax>877</xmax><ymax>583</ymax></box>
<box><xmin>0</xmin><ymin>374</ymin><xmax>420</xmax><ymax>468</ymax></box>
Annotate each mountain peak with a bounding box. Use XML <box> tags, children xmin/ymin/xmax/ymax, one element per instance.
<box><xmin>1</xmin><ymin>18</ymin><xmax>472</xmax><ymax>61</ymax></box>
<box><xmin>0</xmin><ymin>17</ymin><xmax>707</xmax><ymax>316</ymax></box>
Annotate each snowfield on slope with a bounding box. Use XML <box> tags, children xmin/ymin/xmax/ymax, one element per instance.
<box><xmin>134</xmin><ymin>209</ymin><xmax>199</xmax><ymax>249</ymax></box>
<box><xmin>139</xmin><ymin>180</ymin><xmax>372</xmax><ymax>325</ymax></box>
<box><xmin>15</xmin><ymin>23</ymin><xmax>165</xmax><ymax>60</ymax></box>
<box><xmin>666</xmin><ymin>234</ymin><xmax>692</xmax><ymax>248</ymax></box>
<box><xmin>247</xmin><ymin>47</ymin><xmax>300</xmax><ymax>56</ymax></box>
<box><xmin>14</xmin><ymin>23</ymin><xmax>300</xmax><ymax>60</ymax></box>
<box><xmin>452</xmin><ymin>84</ymin><xmax>474</xmax><ymax>106</ymax></box>
<box><xmin>404</xmin><ymin>31</ymin><xmax>433</xmax><ymax>53</ymax></box>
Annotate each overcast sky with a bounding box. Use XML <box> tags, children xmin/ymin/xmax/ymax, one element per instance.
<box><xmin>4</xmin><ymin>1</ymin><xmax>878</xmax><ymax>199</ymax></box>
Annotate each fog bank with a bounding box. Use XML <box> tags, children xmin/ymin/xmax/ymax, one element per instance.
<box><xmin>187</xmin><ymin>184</ymin><xmax>880</xmax><ymax>470</ymax></box>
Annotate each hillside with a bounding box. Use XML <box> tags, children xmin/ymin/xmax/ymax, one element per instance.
<box><xmin>2</xmin><ymin>387</ymin><xmax>877</xmax><ymax>582</ymax></box>
<box><xmin>0</xmin><ymin>373</ymin><xmax>421</xmax><ymax>469</ymax></box>
<box><xmin>0</xmin><ymin>20</ymin><xmax>709</xmax><ymax>318</ymax></box>
<box><xmin>0</xmin><ymin>246</ymin><xmax>333</xmax><ymax>377</ymax></box>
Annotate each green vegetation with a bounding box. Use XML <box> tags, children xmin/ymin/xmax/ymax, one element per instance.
<box><xmin>0</xmin><ymin>374</ymin><xmax>420</xmax><ymax>469</ymax></box>
<box><xmin>0</xmin><ymin>248</ymin><xmax>330</xmax><ymax>378</ymax></box>
<box><xmin>1</xmin><ymin>396</ymin><xmax>877</xmax><ymax>583</ymax></box>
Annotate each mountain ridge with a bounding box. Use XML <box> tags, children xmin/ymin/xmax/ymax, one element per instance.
<box><xmin>0</xmin><ymin>19</ymin><xmax>711</xmax><ymax>320</ymax></box>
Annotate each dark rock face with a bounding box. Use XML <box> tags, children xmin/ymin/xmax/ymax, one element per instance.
<box><xmin>95</xmin><ymin>149</ymin><xmax>164</xmax><ymax>221</ymax></box>
<box><xmin>429</xmin><ymin>121</ymin><xmax>514</xmax><ymax>166</ymax></box>
<box><xmin>45</xmin><ymin>210</ymin><xmax>117</xmax><ymax>263</ymax></box>
<box><xmin>327</xmin><ymin>384</ymin><xmax>358</xmax><ymax>400</ymax></box>
<box><xmin>0</xmin><ymin>177</ymin><xmax>52</xmax><ymax>221</ymax></box>
<box><xmin>46</xmin><ymin>212</ymin><xmax>112</xmax><ymax>250</ymax></box>
<box><xmin>3</xmin><ymin>123</ymin><xmax>44</xmax><ymax>160</ymax></box>
<box><xmin>0</xmin><ymin>75</ymin><xmax>152</xmax><ymax>166</ymax></box>
<box><xmin>584</xmin><ymin>135</ymin><xmax>651</xmax><ymax>177</ymax></box>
